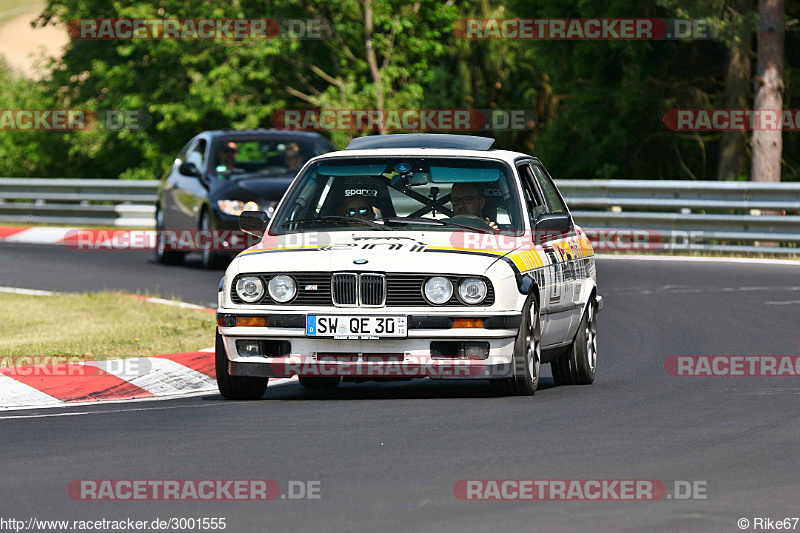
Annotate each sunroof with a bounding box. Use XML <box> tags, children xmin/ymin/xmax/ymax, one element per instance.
<box><xmin>345</xmin><ymin>134</ymin><xmax>495</xmax><ymax>151</ymax></box>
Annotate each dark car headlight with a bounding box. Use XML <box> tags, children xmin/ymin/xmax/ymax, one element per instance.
<box><xmin>217</xmin><ymin>200</ymin><xmax>259</xmax><ymax>216</ymax></box>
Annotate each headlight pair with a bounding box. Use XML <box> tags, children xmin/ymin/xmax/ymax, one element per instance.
<box><xmin>423</xmin><ymin>277</ymin><xmax>487</xmax><ymax>305</ymax></box>
<box><xmin>235</xmin><ymin>275</ymin><xmax>296</xmax><ymax>303</ymax></box>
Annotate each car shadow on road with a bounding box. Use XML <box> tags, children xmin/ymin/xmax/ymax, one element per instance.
<box><xmin>201</xmin><ymin>377</ymin><xmax>559</xmax><ymax>401</ymax></box>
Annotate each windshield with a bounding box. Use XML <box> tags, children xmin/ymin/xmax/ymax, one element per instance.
<box><xmin>210</xmin><ymin>137</ymin><xmax>328</xmax><ymax>180</ymax></box>
<box><xmin>270</xmin><ymin>157</ymin><xmax>523</xmax><ymax>234</ymax></box>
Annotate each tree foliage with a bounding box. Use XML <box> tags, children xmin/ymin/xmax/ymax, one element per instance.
<box><xmin>0</xmin><ymin>0</ymin><xmax>796</xmax><ymax>180</ymax></box>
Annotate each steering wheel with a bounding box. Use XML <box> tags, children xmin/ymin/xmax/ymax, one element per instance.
<box><xmin>447</xmin><ymin>214</ymin><xmax>496</xmax><ymax>230</ymax></box>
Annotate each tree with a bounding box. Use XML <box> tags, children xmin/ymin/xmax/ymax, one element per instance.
<box><xmin>750</xmin><ymin>0</ymin><xmax>784</xmax><ymax>182</ymax></box>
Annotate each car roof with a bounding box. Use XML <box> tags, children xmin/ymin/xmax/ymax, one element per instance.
<box><xmin>204</xmin><ymin>129</ymin><xmax>330</xmax><ymax>140</ymax></box>
<box><xmin>313</xmin><ymin>147</ymin><xmax>537</xmax><ymax>165</ymax></box>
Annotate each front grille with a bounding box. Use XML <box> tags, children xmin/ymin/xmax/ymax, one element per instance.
<box><xmin>231</xmin><ymin>273</ymin><xmax>492</xmax><ymax>306</ymax></box>
<box><xmin>359</xmin><ymin>274</ymin><xmax>386</xmax><ymax>307</ymax></box>
<box><xmin>332</xmin><ymin>273</ymin><xmax>358</xmax><ymax>306</ymax></box>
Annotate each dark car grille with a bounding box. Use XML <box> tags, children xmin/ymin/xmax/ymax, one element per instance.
<box><xmin>231</xmin><ymin>273</ymin><xmax>493</xmax><ymax>307</ymax></box>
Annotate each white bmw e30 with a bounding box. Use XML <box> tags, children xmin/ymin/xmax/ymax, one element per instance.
<box><xmin>215</xmin><ymin>134</ymin><xmax>602</xmax><ymax>399</ymax></box>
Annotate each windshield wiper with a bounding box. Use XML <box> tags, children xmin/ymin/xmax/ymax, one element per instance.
<box><xmin>280</xmin><ymin>216</ymin><xmax>393</xmax><ymax>231</ymax></box>
<box><xmin>377</xmin><ymin>217</ymin><xmax>495</xmax><ymax>233</ymax></box>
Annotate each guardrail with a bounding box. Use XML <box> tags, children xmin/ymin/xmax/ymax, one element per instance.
<box><xmin>0</xmin><ymin>178</ymin><xmax>798</xmax><ymax>254</ymax></box>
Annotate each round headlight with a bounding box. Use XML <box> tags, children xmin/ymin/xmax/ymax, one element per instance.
<box><xmin>235</xmin><ymin>276</ymin><xmax>264</xmax><ymax>303</ymax></box>
<box><xmin>424</xmin><ymin>276</ymin><xmax>453</xmax><ymax>305</ymax></box>
<box><xmin>243</xmin><ymin>201</ymin><xmax>259</xmax><ymax>212</ymax></box>
<box><xmin>268</xmin><ymin>275</ymin><xmax>297</xmax><ymax>303</ymax></box>
<box><xmin>458</xmin><ymin>278</ymin><xmax>487</xmax><ymax>305</ymax></box>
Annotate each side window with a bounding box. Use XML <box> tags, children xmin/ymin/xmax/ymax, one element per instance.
<box><xmin>185</xmin><ymin>139</ymin><xmax>207</xmax><ymax>169</ymax></box>
<box><xmin>532</xmin><ymin>164</ymin><xmax>568</xmax><ymax>213</ymax></box>
<box><xmin>516</xmin><ymin>163</ymin><xmax>546</xmax><ymax>223</ymax></box>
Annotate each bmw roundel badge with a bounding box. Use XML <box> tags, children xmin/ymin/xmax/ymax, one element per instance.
<box><xmin>354</xmin><ymin>259</ymin><xmax>368</xmax><ymax>265</ymax></box>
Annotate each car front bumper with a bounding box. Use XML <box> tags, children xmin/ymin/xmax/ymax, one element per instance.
<box><xmin>217</xmin><ymin>311</ymin><xmax>522</xmax><ymax>380</ymax></box>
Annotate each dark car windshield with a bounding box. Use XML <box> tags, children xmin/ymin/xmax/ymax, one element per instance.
<box><xmin>270</xmin><ymin>157</ymin><xmax>523</xmax><ymax>234</ymax></box>
<box><xmin>210</xmin><ymin>137</ymin><xmax>329</xmax><ymax>180</ymax></box>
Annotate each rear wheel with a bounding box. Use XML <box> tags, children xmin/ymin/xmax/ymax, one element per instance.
<box><xmin>491</xmin><ymin>296</ymin><xmax>540</xmax><ymax>396</ymax></box>
<box><xmin>215</xmin><ymin>331</ymin><xmax>269</xmax><ymax>400</ymax></box>
<box><xmin>154</xmin><ymin>208</ymin><xmax>185</xmax><ymax>265</ymax></box>
<box><xmin>551</xmin><ymin>299</ymin><xmax>597</xmax><ymax>385</ymax></box>
<box><xmin>299</xmin><ymin>376</ymin><xmax>341</xmax><ymax>389</ymax></box>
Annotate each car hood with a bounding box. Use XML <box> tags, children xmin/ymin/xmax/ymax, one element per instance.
<box><xmin>232</xmin><ymin>230</ymin><xmax>524</xmax><ymax>276</ymax></box>
<box><xmin>210</xmin><ymin>176</ymin><xmax>295</xmax><ymax>202</ymax></box>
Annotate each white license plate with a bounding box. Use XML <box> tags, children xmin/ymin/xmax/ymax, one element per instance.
<box><xmin>306</xmin><ymin>315</ymin><xmax>407</xmax><ymax>339</ymax></box>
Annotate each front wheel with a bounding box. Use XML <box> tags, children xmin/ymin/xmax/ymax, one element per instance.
<box><xmin>551</xmin><ymin>299</ymin><xmax>597</xmax><ymax>385</ymax></box>
<box><xmin>215</xmin><ymin>331</ymin><xmax>269</xmax><ymax>400</ymax></box>
<box><xmin>491</xmin><ymin>296</ymin><xmax>540</xmax><ymax>396</ymax></box>
<box><xmin>201</xmin><ymin>211</ymin><xmax>228</xmax><ymax>269</ymax></box>
<box><xmin>154</xmin><ymin>208</ymin><xmax>185</xmax><ymax>265</ymax></box>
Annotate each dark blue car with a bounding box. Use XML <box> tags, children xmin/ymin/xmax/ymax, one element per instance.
<box><xmin>155</xmin><ymin>129</ymin><xmax>335</xmax><ymax>268</ymax></box>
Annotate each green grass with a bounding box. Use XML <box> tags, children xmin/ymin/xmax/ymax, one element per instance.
<box><xmin>0</xmin><ymin>291</ymin><xmax>216</xmax><ymax>360</ymax></box>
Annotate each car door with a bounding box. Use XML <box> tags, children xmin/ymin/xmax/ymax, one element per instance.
<box><xmin>517</xmin><ymin>162</ymin><xmax>571</xmax><ymax>346</ymax></box>
<box><xmin>170</xmin><ymin>137</ymin><xmax>209</xmax><ymax>229</ymax></box>
<box><xmin>531</xmin><ymin>163</ymin><xmax>585</xmax><ymax>342</ymax></box>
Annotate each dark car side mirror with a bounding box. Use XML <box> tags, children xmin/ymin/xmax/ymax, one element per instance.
<box><xmin>240</xmin><ymin>211</ymin><xmax>270</xmax><ymax>238</ymax></box>
<box><xmin>179</xmin><ymin>162</ymin><xmax>200</xmax><ymax>177</ymax></box>
<box><xmin>534</xmin><ymin>212</ymin><xmax>573</xmax><ymax>243</ymax></box>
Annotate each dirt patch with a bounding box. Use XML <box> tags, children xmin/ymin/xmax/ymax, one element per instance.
<box><xmin>0</xmin><ymin>4</ymin><xmax>68</xmax><ymax>79</ymax></box>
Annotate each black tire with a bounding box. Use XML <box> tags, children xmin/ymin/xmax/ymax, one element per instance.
<box><xmin>491</xmin><ymin>295</ymin><xmax>540</xmax><ymax>396</ymax></box>
<box><xmin>215</xmin><ymin>331</ymin><xmax>269</xmax><ymax>400</ymax></box>
<box><xmin>299</xmin><ymin>376</ymin><xmax>341</xmax><ymax>389</ymax></box>
<box><xmin>200</xmin><ymin>210</ymin><xmax>228</xmax><ymax>270</ymax></box>
<box><xmin>551</xmin><ymin>299</ymin><xmax>597</xmax><ymax>386</ymax></box>
<box><xmin>154</xmin><ymin>208</ymin><xmax>185</xmax><ymax>265</ymax></box>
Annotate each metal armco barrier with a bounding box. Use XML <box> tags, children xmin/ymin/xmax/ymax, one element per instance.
<box><xmin>0</xmin><ymin>178</ymin><xmax>798</xmax><ymax>253</ymax></box>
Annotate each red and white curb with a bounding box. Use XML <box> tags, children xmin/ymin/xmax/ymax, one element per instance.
<box><xmin>0</xmin><ymin>349</ymin><xmax>296</xmax><ymax>411</ymax></box>
<box><xmin>0</xmin><ymin>226</ymin><xmax>152</xmax><ymax>247</ymax></box>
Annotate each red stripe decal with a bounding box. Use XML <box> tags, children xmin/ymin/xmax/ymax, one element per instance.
<box><xmin>2</xmin><ymin>364</ymin><xmax>154</xmax><ymax>402</ymax></box>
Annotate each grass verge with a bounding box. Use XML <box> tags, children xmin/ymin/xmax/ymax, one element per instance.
<box><xmin>0</xmin><ymin>291</ymin><xmax>216</xmax><ymax>360</ymax></box>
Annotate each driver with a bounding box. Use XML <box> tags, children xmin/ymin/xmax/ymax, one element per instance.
<box><xmin>215</xmin><ymin>141</ymin><xmax>240</xmax><ymax>177</ymax></box>
<box><xmin>450</xmin><ymin>183</ymin><xmax>499</xmax><ymax>230</ymax></box>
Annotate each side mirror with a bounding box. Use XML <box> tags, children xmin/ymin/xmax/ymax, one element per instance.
<box><xmin>179</xmin><ymin>162</ymin><xmax>200</xmax><ymax>177</ymax></box>
<box><xmin>534</xmin><ymin>212</ymin><xmax>573</xmax><ymax>243</ymax></box>
<box><xmin>240</xmin><ymin>211</ymin><xmax>270</xmax><ymax>238</ymax></box>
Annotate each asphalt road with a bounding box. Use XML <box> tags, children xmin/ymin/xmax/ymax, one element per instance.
<box><xmin>1</xmin><ymin>243</ymin><xmax>799</xmax><ymax>532</ymax></box>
